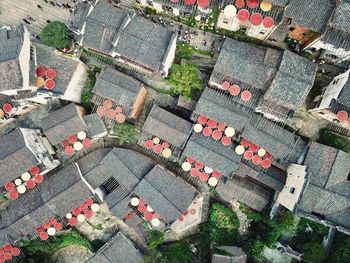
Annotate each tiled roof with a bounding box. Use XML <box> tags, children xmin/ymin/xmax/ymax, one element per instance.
<box><xmin>93</xmin><ymin>67</ymin><xmax>142</xmax><ymax>106</ymax></box>
<box><xmin>265</xmin><ymin>0</ymin><xmax>290</xmax><ymax>6</ymax></box>
<box><xmin>83</xmin><ymin>113</ymin><xmax>107</xmax><ymax>138</ymax></box>
<box><xmin>182</xmin><ymin>133</ymin><xmax>241</xmax><ymax>178</ymax></box>
<box><xmin>87</xmin><ymin>232</ymin><xmax>143</xmax><ymax>263</ymax></box>
<box><xmin>141</xmin><ymin>105</ymin><xmax>192</xmax><ymax>148</ymax></box>
<box><xmin>41</xmin><ymin>103</ymin><xmax>86</xmax><ymax>145</ymax></box>
<box><xmin>298</xmin><ymin>142</ymin><xmax>350</xmax><ymax>230</ymax></box>
<box><xmin>0</xmin><ymin>129</ymin><xmax>37</xmax><ymax>187</ymax></box>
<box><xmin>331</xmin><ymin>0</ymin><xmax>350</xmax><ymax>33</ymax></box>
<box><xmin>285</xmin><ymin>0</ymin><xmax>335</xmax><ymax>32</ymax></box>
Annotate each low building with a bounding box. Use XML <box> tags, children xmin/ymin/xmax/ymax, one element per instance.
<box><xmin>296</xmin><ymin>142</ymin><xmax>350</xmax><ymax>234</ymax></box>
<box><xmin>217</xmin><ymin>0</ymin><xmax>288</xmax><ymax>41</ymax></box>
<box><xmin>309</xmin><ymin>69</ymin><xmax>350</xmax><ymax>134</ymax></box>
<box><xmin>92</xmin><ymin>67</ymin><xmax>147</xmax><ymax>122</ymax></box>
<box><xmin>87</xmin><ymin>232</ymin><xmax>143</xmax><ymax>263</ymax></box>
<box><xmin>74</xmin><ymin>0</ymin><xmax>177</xmax><ymax>77</ymax></box>
<box><xmin>209</xmin><ymin>39</ymin><xmax>317</xmax><ymax>122</ymax></box>
<box><xmin>139</xmin><ymin>105</ymin><xmax>192</xmax><ymax>160</ymax></box>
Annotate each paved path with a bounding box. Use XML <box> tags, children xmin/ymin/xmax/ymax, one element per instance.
<box><xmin>0</xmin><ymin>0</ymin><xmax>75</xmax><ymax>34</ymax></box>
<box><xmin>230</xmin><ymin>199</ymin><xmax>249</xmax><ymax>236</ymax></box>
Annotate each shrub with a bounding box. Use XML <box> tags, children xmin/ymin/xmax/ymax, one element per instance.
<box><xmin>113</xmin><ymin>123</ymin><xmax>137</xmax><ymax>144</ymax></box>
<box><xmin>40</xmin><ymin>21</ymin><xmax>71</xmax><ymax>50</ymax></box>
<box><xmin>302</xmin><ymin>242</ymin><xmax>326</xmax><ymax>263</ymax></box>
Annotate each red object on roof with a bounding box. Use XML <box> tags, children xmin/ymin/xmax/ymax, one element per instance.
<box><xmin>115</xmin><ymin>106</ymin><xmax>123</xmax><ymax>113</ymax></box>
<box><xmin>11</xmin><ymin>247</ymin><xmax>20</xmax><ymax>257</ymax></box>
<box><xmin>3</xmin><ymin>253</ymin><xmax>11</xmax><ymax>261</ymax></box>
<box><xmin>195</xmin><ymin>161</ymin><xmax>204</xmax><ymax>169</ymax></box>
<box><xmin>186</xmin><ymin>156</ymin><xmax>195</xmax><ymax>163</ymax></box>
<box><xmin>96</xmin><ymin>106</ymin><xmax>106</xmax><ymax>117</ymax></box>
<box><xmin>184</xmin><ymin>0</ymin><xmax>196</xmax><ymax>5</ymax></box>
<box><xmin>4</xmin><ymin>245</ymin><xmax>12</xmax><ymax>252</ymax></box>
<box><xmin>190</xmin><ymin>167</ymin><xmax>200</xmax><ymax>177</ymax></box>
<box><xmin>202</xmin><ymin>127</ymin><xmax>212</xmax><ymax>137</ymax></box>
<box><xmin>162</xmin><ymin>141</ymin><xmax>170</xmax><ymax>148</ymax></box>
<box><xmin>138</xmin><ymin>205</ymin><xmax>147</xmax><ymax>213</ymax></box>
<box><xmin>247</xmin><ymin>0</ymin><xmax>259</xmax><ymax>8</ymax></box>
<box><xmin>82</xmin><ymin>138</ymin><xmax>92</xmax><ymax>148</ymax></box>
<box><xmin>265</xmin><ymin>152</ymin><xmax>272</xmax><ymax>160</ymax></box>
<box><xmin>241</xmin><ymin>90</ymin><xmax>252</xmax><ymax>102</ymax></box>
<box><xmin>46</xmin><ymin>69</ymin><xmax>57</xmax><ymax>79</ymax></box>
<box><xmin>84</xmin><ymin>209</ymin><xmax>93</xmax><ymax>219</ymax></box>
<box><xmin>62</xmin><ymin>140</ymin><xmax>70</xmax><ymax>147</ymax></box>
<box><xmin>212</xmin><ymin>171</ymin><xmax>222</xmax><ymax>179</ymax></box>
<box><xmin>190</xmin><ymin>209</ymin><xmax>196</xmax><ymax>215</ymax></box>
<box><xmin>34</xmin><ymin>174</ymin><xmax>44</xmax><ymax>184</ymax></box>
<box><xmin>145</xmin><ymin>212</ymin><xmax>153</xmax><ymax>221</ymax></box>
<box><xmin>337</xmin><ymin>111</ymin><xmax>348</xmax><ymax>122</ymax></box>
<box><xmin>222</xmin><ymin>81</ymin><xmax>230</xmax><ymax>90</ymax></box>
<box><xmin>179</xmin><ymin>216</ymin><xmax>184</xmax><ymax>221</ymax></box>
<box><xmin>221</xmin><ymin>136</ymin><xmax>231</xmax><ymax>146</ymax></box>
<box><xmin>54</xmin><ymin>223</ymin><xmax>63</xmax><ymax>232</ymax></box>
<box><xmin>199</xmin><ymin>172</ymin><xmax>209</xmax><ymax>182</ymax></box>
<box><xmin>103</xmin><ymin>99</ymin><xmax>113</xmax><ymax>109</ymax></box>
<box><xmin>65</xmin><ymin>145</ymin><xmax>74</xmax><ymax>156</ymax></box>
<box><xmin>107</xmin><ymin>109</ymin><xmax>117</xmax><ymax>119</ymax></box>
<box><xmin>144</xmin><ymin>140</ymin><xmax>153</xmax><ymax>149</ymax></box>
<box><xmin>250</xmin><ymin>13</ymin><xmax>263</xmax><ymax>26</ymax></box>
<box><xmin>26</xmin><ymin>179</ymin><xmax>36</xmax><ymax>189</ymax></box>
<box><xmin>69</xmin><ymin>217</ymin><xmax>77</xmax><ymax>226</ymax></box>
<box><xmin>212</xmin><ymin>130</ymin><xmax>222</xmax><ymax>141</ymax></box>
<box><xmin>40</xmin><ymin>232</ymin><xmax>49</xmax><ymax>240</ymax></box>
<box><xmin>73</xmin><ymin>208</ymin><xmax>81</xmax><ymax>216</ymax></box>
<box><xmin>45</xmin><ymin>79</ymin><xmax>55</xmax><ymax>90</ymax></box>
<box><xmin>0</xmin><ymin>248</ymin><xmax>3</xmax><ymax>255</ymax></box>
<box><xmin>237</xmin><ymin>9</ymin><xmax>250</xmax><ymax>21</ymax></box>
<box><xmin>252</xmin><ymin>155</ymin><xmax>263</xmax><ymax>165</ymax></box>
<box><xmin>5</xmin><ymin>182</ymin><xmax>15</xmax><ymax>191</ymax></box>
<box><xmin>3</xmin><ymin>103</ymin><xmax>12</xmax><ymax>113</ymax></box>
<box><xmin>207</xmin><ymin>119</ymin><xmax>217</xmax><ymax>128</ymax></box>
<box><xmin>240</xmin><ymin>138</ymin><xmax>250</xmax><ymax>148</ymax></box>
<box><xmin>44</xmin><ymin>222</ymin><xmax>51</xmax><ymax>229</ymax></box>
<box><xmin>261</xmin><ymin>159</ymin><xmax>271</xmax><ymax>169</ymax></box>
<box><xmin>229</xmin><ymin>85</ymin><xmax>241</xmax><ymax>96</ymax></box>
<box><xmin>80</xmin><ymin>203</ymin><xmax>88</xmax><ymax>212</ymax></box>
<box><xmin>217</xmin><ymin>122</ymin><xmax>226</xmax><ymax>131</ymax></box>
<box><xmin>9</xmin><ymin>190</ymin><xmax>18</xmax><ymax>200</ymax></box>
<box><xmin>36</xmin><ymin>226</ymin><xmax>45</xmax><ymax>233</ymax></box>
<box><xmin>263</xmin><ymin>17</ymin><xmax>274</xmax><ymax>28</ymax></box>
<box><xmin>30</xmin><ymin>166</ymin><xmax>40</xmax><ymax>175</ymax></box>
<box><xmin>235</xmin><ymin>0</ymin><xmax>245</xmax><ymax>8</ymax></box>
<box><xmin>50</xmin><ymin>218</ymin><xmax>57</xmax><ymax>225</ymax></box>
<box><xmin>139</xmin><ymin>199</ymin><xmax>145</xmax><ymax>205</ymax></box>
<box><xmin>183</xmin><ymin>210</ymin><xmax>188</xmax><ymax>216</ymax></box>
<box><xmin>36</xmin><ymin>66</ymin><xmax>46</xmax><ymax>76</ymax></box>
<box><xmin>153</xmin><ymin>144</ymin><xmax>163</xmax><ymax>154</ymax></box>
<box><xmin>249</xmin><ymin>144</ymin><xmax>259</xmax><ymax>152</ymax></box>
<box><xmin>197</xmin><ymin>115</ymin><xmax>207</xmax><ymax>125</ymax></box>
<box><xmin>86</xmin><ymin>198</ymin><xmax>94</xmax><ymax>206</ymax></box>
<box><xmin>0</xmin><ymin>256</ymin><xmax>4</xmax><ymax>263</ymax></box>
<box><xmin>68</xmin><ymin>134</ymin><xmax>78</xmax><ymax>144</ymax></box>
<box><xmin>198</xmin><ymin>0</ymin><xmax>208</xmax><ymax>8</ymax></box>
<box><xmin>244</xmin><ymin>150</ymin><xmax>253</xmax><ymax>160</ymax></box>
<box><xmin>153</xmin><ymin>212</ymin><xmax>160</xmax><ymax>219</ymax></box>
<box><xmin>171</xmin><ymin>0</ymin><xmax>180</xmax><ymax>2</ymax></box>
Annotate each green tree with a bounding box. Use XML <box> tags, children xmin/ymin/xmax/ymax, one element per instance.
<box><xmin>167</xmin><ymin>64</ymin><xmax>203</xmax><ymax>98</ymax></box>
<box><xmin>277</xmin><ymin>208</ymin><xmax>295</xmax><ymax>233</ymax></box>
<box><xmin>302</xmin><ymin>243</ymin><xmax>326</xmax><ymax>263</ymax></box>
<box><xmin>40</xmin><ymin>21</ymin><xmax>71</xmax><ymax>50</ymax></box>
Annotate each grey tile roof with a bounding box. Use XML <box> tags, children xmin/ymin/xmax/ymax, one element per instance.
<box><xmin>0</xmin><ymin>129</ymin><xmax>37</xmax><ymax>187</ymax></box>
<box><xmin>80</xmin><ymin>1</ymin><xmax>129</xmax><ymax>54</ymax></box>
<box><xmin>210</xmin><ymin>39</ymin><xmax>282</xmax><ymax>91</ymax></box>
<box><xmin>335</xmin><ymin>77</ymin><xmax>350</xmax><ymax>109</ymax></box>
<box><xmin>41</xmin><ymin>103</ymin><xmax>87</xmax><ymax>145</ymax></box>
<box><xmin>216</xmin><ymin>176</ymin><xmax>271</xmax><ymax>211</ymax></box>
<box><xmin>265</xmin><ymin>0</ymin><xmax>290</xmax><ymax>6</ymax></box>
<box><xmin>0</xmin><ymin>25</ymin><xmax>25</xmax><ymax>91</ymax></box>
<box><xmin>263</xmin><ymin>51</ymin><xmax>317</xmax><ymax>110</ymax></box>
<box><xmin>83</xmin><ymin>113</ymin><xmax>107</xmax><ymax>138</ymax></box>
<box><xmin>141</xmin><ymin>105</ymin><xmax>192</xmax><ymax>148</ymax></box>
<box><xmin>320</xmin><ymin>27</ymin><xmax>350</xmax><ymax>53</ymax></box>
<box><xmin>331</xmin><ymin>0</ymin><xmax>350</xmax><ymax>33</ymax></box>
<box><xmin>297</xmin><ymin>142</ymin><xmax>350</xmax><ymax>230</ymax></box>
<box><xmin>212</xmin><ymin>253</ymin><xmax>247</xmax><ymax>263</ymax></box>
<box><xmin>284</xmin><ymin>0</ymin><xmax>335</xmax><ymax>32</ymax></box>
<box><xmin>77</xmin><ymin>148</ymin><xmax>111</xmax><ymax>174</ymax></box>
<box><xmin>87</xmin><ymin>232</ymin><xmax>143</xmax><ymax>263</ymax></box>
<box><xmin>70</xmin><ymin>1</ymin><xmax>91</xmax><ymax>32</ymax></box>
<box><xmin>93</xmin><ymin>67</ymin><xmax>142</xmax><ymax>106</ymax></box>
<box><xmin>114</xmin><ymin>15</ymin><xmax>177</xmax><ymax>71</ymax></box>
<box><xmin>33</xmin><ymin>42</ymin><xmax>80</xmax><ymax>95</ymax></box>
<box><xmin>181</xmin><ymin>133</ymin><xmax>242</xmax><ymax>178</ymax></box>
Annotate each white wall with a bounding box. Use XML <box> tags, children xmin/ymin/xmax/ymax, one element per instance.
<box><xmin>308</xmin><ymin>39</ymin><xmax>350</xmax><ymax>63</ymax></box>
<box><xmin>18</xmin><ymin>26</ymin><xmax>31</xmax><ymax>89</ymax></box>
<box><xmin>162</xmin><ymin>34</ymin><xmax>177</xmax><ymax>77</ymax></box>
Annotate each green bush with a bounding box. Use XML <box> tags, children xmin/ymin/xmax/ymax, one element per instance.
<box><xmin>81</xmin><ymin>71</ymin><xmax>96</xmax><ymax>112</ymax></box>
<box><xmin>329</xmin><ymin>231</ymin><xmax>350</xmax><ymax>263</ymax></box>
<box><xmin>302</xmin><ymin>242</ymin><xmax>326</xmax><ymax>263</ymax></box>
<box><xmin>167</xmin><ymin>63</ymin><xmax>203</xmax><ymax>98</ymax></box>
<box><xmin>292</xmin><ymin>218</ymin><xmax>329</xmax><ymax>246</ymax></box>
<box><xmin>113</xmin><ymin>123</ymin><xmax>137</xmax><ymax>144</ymax></box>
<box><xmin>40</xmin><ymin>21</ymin><xmax>71</xmax><ymax>50</ymax></box>
<box><xmin>318</xmin><ymin>129</ymin><xmax>350</xmax><ymax>153</ymax></box>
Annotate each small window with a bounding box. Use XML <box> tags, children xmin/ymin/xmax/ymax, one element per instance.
<box><xmin>289</xmin><ymin>187</ymin><xmax>296</xmax><ymax>194</ymax></box>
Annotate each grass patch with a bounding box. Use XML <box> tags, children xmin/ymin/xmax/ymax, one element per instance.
<box><xmin>81</xmin><ymin>70</ymin><xmax>96</xmax><ymax>112</ymax></box>
<box><xmin>113</xmin><ymin>123</ymin><xmax>137</xmax><ymax>144</ymax></box>
<box><xmin>177</xmin><ymin>43</ymin><xmax>213</xmax><ymax>59</ymax></box>
<box><xmin>318</xmin><ymin>128</ymin><xmax>350</xmax><ymax>153</ymax></box>
<box><xmin>329</xmin><ymin>231</ymin><xmax>350</xmax><ymax>263</ymax></box>
<box><xmin>21</xmin><ymin>230</ymin><xmax>91</xmax><ymax>261</ymax></box>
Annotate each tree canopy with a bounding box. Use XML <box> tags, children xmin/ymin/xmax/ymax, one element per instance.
<box><xmin>302</xmin><ymin>242</ymin><xmax>326</xmax><ymax>263</ymax></box>
<box><xmin>40</xmin><ymin>21</ymin><xmax>71</xmax><ymax>50</ymax></box>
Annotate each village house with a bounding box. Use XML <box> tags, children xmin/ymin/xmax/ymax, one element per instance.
<box><xmin>309</xmin><ymin>68</ymin><xmax>350</xmax><ymax>135</ymax></box>
<box><xmin>73</xmin><ymin>0</ymin><xmax>177</xmax><ymax>77</ymax></box>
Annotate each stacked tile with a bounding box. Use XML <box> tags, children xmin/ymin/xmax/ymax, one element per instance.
<box><xmin>36</xmin><ymin>217</ymin><xmax>63</xmax><ymax>240</ymax></box>
<box><xmin>129</xmin><ymin>197</ymin><xmax>161</xmax><ymax>227</ymax></box>
<box><xmin>62</xmin><ymin>131</ymin><xmax>92</xmax><ymax>156</ymax></box>
<box><xmin>235</xmin><ymin>0</ymin><xmax>275</xmax><ymax>28</ymax></box>
<box><xmin>96</xmin><ymin>100</ymin><xmax>126</xmax><ymax>124</ymax></box>
<box><xmin>0</xmin><ymin>244</ymin><xmax>21</xmax><ymax>262</ymax></box>
<box><xmin>144</xmin><ymin>137</ymin><xmax>173</xmax><ymax>159</ymax></box>
<box><xmin>67</xmin><ymin>198</ymin><xmax>99</xmax><ymax>226</ymax></box>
